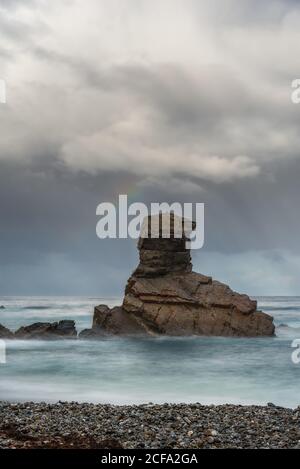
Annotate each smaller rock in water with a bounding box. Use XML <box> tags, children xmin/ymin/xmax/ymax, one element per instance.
<box><xmin>0</xmin><ymin>305</ymin><xmax>5</xmax><ymax>309</ymax></box>
<box><xmin>79</xmin><ymin>327</ymin><xmax>107</xmax><ymax>339</ymax></box>
<box><xmin>92</xmin><ymin>305</ymin><xmax>146</xmax><ymax>336</ymax></box>
<box><xmin>0</xmin><ymin>324</ymin><xmax>14</xmax><ymax>339</ymax></box>
<box><xmin>14</xmin><ymin>320</ymin><xmax>77</xmax><ymax>340</ymax></box>
<box><xmin>56</xmin><ymin>320</ymin><xmax>77</xmax><ymax>337</ymax></box>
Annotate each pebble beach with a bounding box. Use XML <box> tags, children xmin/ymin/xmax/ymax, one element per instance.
<box><xmin>0</xmin><ymin>401</ymin><xmax>299</xmax><ymax>449</ymax></box>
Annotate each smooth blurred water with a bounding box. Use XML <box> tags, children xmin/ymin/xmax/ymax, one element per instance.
<box><xmin>0</xmin><ymin>296</ymin><xmax>299</xmax><ymax>407</ymax></box>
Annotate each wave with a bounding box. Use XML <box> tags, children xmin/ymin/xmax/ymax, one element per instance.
<box><xmin>22</xmin><ymin>306</ymin><xmax>53</xmax><ymax>310</ymax></box>
<box><xmin>275</xmin><ymin>324</ymin><xmax>300</xmax><ymax>339</ymax></box>
<box><xmin>0</xmin><ymin>377</ymin><xmax>284</xmax><ymax>407</ymax></box>
<box><xmin>263</xmin><ymin>306</ymin><xmax>300</xmax><ymax>311</ymax></box>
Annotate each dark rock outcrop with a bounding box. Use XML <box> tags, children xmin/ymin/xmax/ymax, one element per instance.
<box><xmin>79</xmin><ymin>305</ymin><xmax>145</xmax><ymax>338</ymax></box>
<box><xmin>93</xmin><ymin>305</ymin><xmax>146</xmax><ymax>335</ymax></box>
<box><xmin>0</xmin><ymin>305</ymin><xmax>5</xmax><ymax>309</ymax></box>
<box><xmin>79</xmin><ymin>328</ymin><xmax>104</xmax><ymax>339</ymax></box>
<box><xmin>90</xmin><ymin>213</ymin><xmax>275</xmax><ymax>338</ymax></box>
<box><xmin>14</xmin><ymin>320</ymin><xmax>77</xmax><ymax>340</ymax></box>
<box><xmin>0</xmin><ymin>324</ymin><xmax>14</xmax><ymax>339</ymax></box>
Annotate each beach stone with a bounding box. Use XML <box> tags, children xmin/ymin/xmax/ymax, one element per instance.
<box><xmin>0</xmin><ymin>401</ymin><xmax>297</xmax><ymax>449</ymax></box>
<box><xmin>14</xmin><ymin>320</ymin><xmax>77</xmax><ymax>340</ymax></box>
<box><xmin>91</xmin><ymin>213</ymin><xmax>274</xmax><ymax>337</ymax></box>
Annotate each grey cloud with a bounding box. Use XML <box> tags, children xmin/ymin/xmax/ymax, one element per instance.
<box><xmin>191</xmin><ymin>0</ymin><xmax>296</xmax><ymax>26</ymax></box>
<box><xmin>0</xmin><ymin>0</ymin><xmax>36</xmax><ymax>9</ymax></box>
<box><xmin>1</xmin><ymin>0</ymin><xmax>300</xmax><ymax>294</ymax></box>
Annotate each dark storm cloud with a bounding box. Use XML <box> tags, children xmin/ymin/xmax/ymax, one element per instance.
<box><xmin>0</xmin><ymin>159</ymin><xmax>139</xmax><ymax>294</ymax></box>
<box><xmin>1</xmin><ymin>154</ymin><xmax>300</xmax><ymax>295</ymax></box>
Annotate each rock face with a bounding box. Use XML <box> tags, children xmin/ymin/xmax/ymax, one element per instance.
<box><xmin>123</xmin><ymin>273</ymin><xmax>274</xmax><ymax>336</ymax></box>
<box><xmin>14</xmin><ymin>320</ymin><xmax>77</xmax><ymax>340</ymax></box>
<box><xmin>134</xmin><ymin>213</ymin><xmax>195</xmax><ymax>277</ymax></box>
<box><xmin>0</xmin><ymin>324</ymin><xmax>14</xmax><ymax>339</ymax></box>
<box><xmin>90</xmin><ymin>214</ymin><xmax>274</xmax><ymax>337</ymax></box>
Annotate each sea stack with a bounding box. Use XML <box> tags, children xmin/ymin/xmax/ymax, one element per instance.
<box><xmin>85</xmin><ymin>213</ymin><xmax>274</xmax><ymax>337</ymax></box>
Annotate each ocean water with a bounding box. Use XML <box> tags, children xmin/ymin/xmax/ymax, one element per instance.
<box><xmin>0</xmin><ymin>296</ymin><xmax>299</xmax><ymax>407</ymax></box>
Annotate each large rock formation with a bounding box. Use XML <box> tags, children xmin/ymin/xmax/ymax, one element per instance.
<box><xmin>15</xmin><ymin>320</ymin><xmax>77</xmax><ymax>340</ymax></box>
<box><xmin>87</xmin><ymin>213</ymin><xmax>274</xmax><ymax>338</ymax></box>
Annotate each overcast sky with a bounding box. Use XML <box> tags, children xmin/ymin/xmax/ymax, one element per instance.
<box><xmin>0</xmin><ymin>0</ymin><xmax>300</xmax><ymax>296</ymax></box>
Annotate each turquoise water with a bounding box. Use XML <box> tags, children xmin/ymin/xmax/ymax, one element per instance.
<box><xmin>0</xmin><ymin>296</ymin><xmax>299</xmax><ymax>407</ymax></box>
